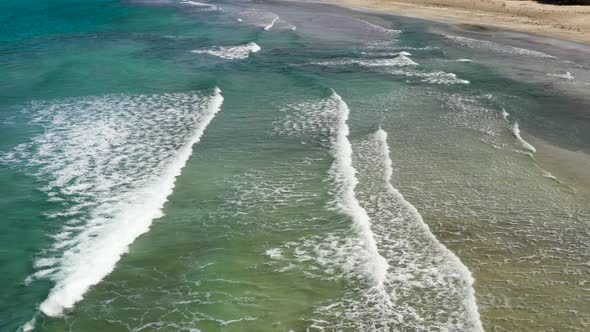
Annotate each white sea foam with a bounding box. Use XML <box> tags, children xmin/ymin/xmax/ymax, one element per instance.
<box><xmin>351</xmin><ymin>128</ymin><xmax>483</xmax><ymax>330</ymax></box>
<box><xmin>287</xmin><ymin>128</ymin><xmax>484</xmax><ymax>330</ymax></box>
<box><xmin>541</xmin><ymin>170</ymin><xmax>559</xmax><ymax>181</ymax></box>
<box><xmin>236</xmin><ymin>9</ymin><xmax>281</xmax><ymax>31</ymax></box>
<box><xmin>393</xmin><ymin>46</ymin><xmax>438</xmax><ymax>51</ymax></box>
<box><xmin>310</xmin><ymin>54</ymin><xmax>418</xmax><ymax>67</ymax></box>
<box><xmin>502</xmin><ymin>108</ymin><xmax>509</xmax><ymax>121</ymax></box>
<box><xmin>547</xmin><ymin>71</ymin><xmax>575</xmax><ymax>81</ymax></box>
<box><xmin>180</xmin><ymin>0</ymin><xmax>218</xmax><ymax>11</ymax></box>
<box><xmin>271</xmin><ymin>95</ymin><xmax>482</xmax><ymax>330</ymax></box>
<box><xmin>192</xmin><ymin>42</ymin><xmax>260</xmax><ymax>60</ymax></box>
<box><xmin>390</xmin><ymin>69</ymin><xmax>470</xmax><ymax>84</ymax></box>
<box><xmin>326</xmin><ymin>92</ymin><xmax>390</xmax><ymax>286</ymax></box>
<box><xmin>444</xmin><ymin>34</ymin><xmax>556</xmax><ymax>58</ymax></box>
<box><xmin>272</xmin><ymin>92</ymin><xmax>389</xmax><ymax>285</ymax></box>
<box><xmin>444</xmin><ymin>94</ymin><xmax>509</xmax><ymax>144</ymax></box>
<box><xmin>456</xmin><ymin>58</ymin><xmax>473</xmax><ymax>62</ymax></box>
<box><xmin>235</xmin><ymin>10</ymin><xmax>295</xmax><ymax>31</ymax></box>
<box><xmin>512</xmin><ymin>122</ymin><xmax>537</xmax><ymax>153</ymax></box>
<box><xmin>276</xmin><ymin>21</ymin><xmax>296</xmax><ymax>31</ymax></box>
<box><xmin>420</xmin><ymin>72</ymin><xmax>469</xmax><ymax>84</ymax></box>
<box><xmin>21</xmin><ymin>316</ymin><xmax>37</xmax><ymax>332</ymax></box>
<box><xmin>264</xmin><ymin>17</ymin><xmax>278</xmax><ymax>30</ymax></box>
<box><xmin>359</xmin><ymin>50</ymin><xmax>411</xmax><ymax>57</ymax></box>
<box><xmin>265</xmin><ymin>248</ymin><xmax>283</xmax><ymax>260</ymax></box>
<box><xmin>11</xmin><ymin>88</ymin><xmax>223</xmax><ymax>321</ymax></box>
<box><xmin>360</xmin><ymin>20</ymin><xmax>402</xmax><ymax>36</ymax></box>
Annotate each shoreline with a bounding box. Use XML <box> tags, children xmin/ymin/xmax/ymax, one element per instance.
<box><xmin>318</xmin><ymin>0</ymin><xmax>590</xmax><ymax>46</ymax></box>
<box><xmin>528</xmin><ymin>134</ymin><xmax>590</xmax><ymax>195</ymax></box>
<box><xmin>304</xmin><ymin>0</ymin><xmax>590</xmax><ymax>192</ymax></box>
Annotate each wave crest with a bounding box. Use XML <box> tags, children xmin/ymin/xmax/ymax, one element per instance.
<box><xmin>192</xmin><ymin>42</ymin><xmax>260</xmax><ymax>60</ymax></box>
<box><xmin>7</xmin><ymin>88</ymin><xmax>223</xmax><ymax>322</ymax></box>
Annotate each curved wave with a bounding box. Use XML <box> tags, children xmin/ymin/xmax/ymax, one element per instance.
<box><xmin>271</xmin><ymin>92</ymin><xmax>483</xmax><ymax>330</ymax></box>
<box><xmin>512</xmin><ymin>122</ymin><xmax>537</xmax><ymax>153</ymax></box>
<box><xmin>444</xmin><ymin>34</ymin><xmax>556</xmax><ymax>58</ymax></box>
<box><xmin>192</xmin><ymin>42</ymin><xmax>260</xmax><ymax>60</ymax></box>
<box><xmin>327</xmin><ymin>92</ymin><xmax>390</xmax><ymax>286</ymax></box>
<box><xmin>10</xmin><ymin>88</ymin><xmax>223</xmax><ymax>325</ymax></box>
<box><xmin>309</xmin><ymin>54</ymin><xmax>418</xmax><ymax>67</ymax></box>
<box><xmin>180</xmin><ymin>0</ymin><xmax>219</xmax><ymax>11</ymax></box>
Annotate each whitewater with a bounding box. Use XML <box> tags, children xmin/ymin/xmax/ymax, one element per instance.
<box><xmin>192</xmin><ymin>42</ymin><xmax>261</xmax><ymax>60</ymax></box>
<box><xmin>327</xmin><ymin>91</ymin><xmax>390</xmax><ymax>287</ymax></box>
<box><xmin>512</xmin><ymin>122</ymin><xmax>537</xmax><ymax>153</ymax></box>
<box><xmin>355</xmin><ymin>128</ymin><xmax>483</xmax><ymax>330</ymax></box>
<box><xmin>272</xmin><ymin>91</ymin><xmax>483</xmax><ymax>330</ymax></box>
<box><xmin>11</xmin><ymin>88</ymin><xmax>223</xmax><ymax>327</ymax></box>
<box><xmin>3</xmin><ymin>0</ymin><xmax>590</xmax><ymax>330</ymax></box>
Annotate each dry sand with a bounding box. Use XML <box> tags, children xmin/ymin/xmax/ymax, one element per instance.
<box><xmin>322</xmin><ymin>0</ymin><xmax>590</xmax><ymax>45</ymax></box>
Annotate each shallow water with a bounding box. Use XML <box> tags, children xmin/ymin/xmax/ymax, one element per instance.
<box><xmin>1</xmin><ymin>0</ymin><xmax>589</xmax><ymax>331</ymax></box>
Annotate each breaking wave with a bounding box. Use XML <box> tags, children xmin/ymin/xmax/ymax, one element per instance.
<box><xmin>309</xmin><ymin>54</ymin><xmax>418</xmax><ymax>67</ymax></box>
<box><xmin>6</xmin><ymin>88</ymin><xmax>223</xmax><ymax>323</ymax></box>
<box><xmin>444</xmin><ymin>34</ymin><xmax>556</xmax><ymax>58</ymax></box>
<box><xmin>192</xmin><ymin>42</ymin><xmax>260</xmax><ymax>60</ymax></box>
<box><xmin>390</xmin><ymin>69</ymin><xmax>470</xmax><ymax>84</ymax></box>
<box><xmin>235</xmin><ymin>9</ymin><xmax>292</xmax><ymax>31</ymax></box>
<box><xmin>547</xmin><ymin>72</ymin><xmax>575</xmax><ymax>81</ymax></box>
<box><xmin>269</xmin><ymin>91</ymin><xmax>483</xmax><ymax>330</ymax></box>
<box><xmin>179</xmin><ymin>0</ymin><xmax>218</xmax><ymax>11</ymax></box>
<box><xmin>512</xmin><ymin>122</ymin><xmax>537</xmax><ymax>153</ymax></box>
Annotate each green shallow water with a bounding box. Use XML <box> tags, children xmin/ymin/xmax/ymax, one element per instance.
<box><xmin>1</xmin><ymin>0</ymin><xmax>590</xmax><ymax>331</ymax></box>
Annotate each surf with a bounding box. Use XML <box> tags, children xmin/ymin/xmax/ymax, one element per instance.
<box><xmin>512</xmin><ymin>122</ymin><xmax>537</xmax><ymax>153</ymax></box>
<box><xmin>360</xmin><ymin>19</ymin><xmax>402</xmax><ymax>36</ymax></box>
<box><xmin>296</xmin><ymin>125</ymin><xmax>485</xmax><ymax>330</ymax></box>
<box><xmin>192</xmin><ymin>42</ymin><xmax>261</xmax><ymax>60</ymax></box>
<box><xmin>444</xmin><ymin>34</ymin><xmax>556</xmax><ymax>58</ymax></box>
<box><xmin>357</xmin><ymin>128</ymin><xmax>483</xmax><ymax>330</ymax></box>
<box><xmin>326</xmin><ymin>91</ymin><xmax>390</xmax><ymax>287</ymax></box>
<box><xmin>389</xmin><ymin>69</ymin><xmax>470</xmax><ymax>84</ymax></box>
<box><xmin>12</xmin><ymin>88</ymin><xmax>223</xmax><ymax>324</ymax></box>
<box><xmin>309</xmin><ymin>54</ymin><xmax>418</xmax><ymax>67</ymax></box>
<box><xmin>180</xmin><ymin>0</ymin><xmax>219</xmax><ymax>11</ymax></box>
<box><xmin>271</xmin><ymin>92</ymin><xmax>483</xmax><ymax>330</ymax></box>
<box><xmin>235</xmin><ymin>9</ymin><xmax>283</xmax><ymax>31</ymax></box>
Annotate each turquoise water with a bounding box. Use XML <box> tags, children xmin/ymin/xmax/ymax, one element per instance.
<box><xmin>1</xmin><ymin>0</ymin><xmax>590</xmax><ymax>331</ymax></box>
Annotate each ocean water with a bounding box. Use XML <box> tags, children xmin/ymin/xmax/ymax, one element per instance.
<box><xmin>1</xmin><ymin>0</ymin><xmax>590</xmax><ymax>331</ymax></box>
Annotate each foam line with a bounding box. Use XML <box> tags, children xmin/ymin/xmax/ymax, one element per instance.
<box><xmin>310</xmin><ymin>54</ymin><xmax>418</xmax><ymax>67</ymax></box>
<box><xmin>181</xmin><ymin>0</ymin><xmax>218</xmax><ymax>10</ymax></box>
<box><xmin>264</xmin><ymin>17</ymin><xmax>278</xmax><ymax>30</ymax></box>
<box><xmin>270</xmin><ymin>96</ymin><xmax>483</xmax><ymax>329</ymax></box>
<box><xmin>389</xmin><ymin>69</ymin><xmax>469</xmax><ymax>84</ymax></box>
<box><xmin>192</xmin><ymin>42</ymin><xmax>260</xmax><ymax>60</ymax></box>
<box><xmin>502</xmin><ymin>108</ymin><xmax>509</xmax><ymax>121</ymax></box>
<box><xmin>18</xmin><ymin>88</ymin><xmax>223</xmax><ymax>323</ymax></box>
<box><xmin>360</xmin><ymin>20</ymin><xmax>402</xmax><ymax>35</ymax></box>
<box><xmin>444</xmin><ymin>34</ymin><xmax>556</xmax><ymax>58</ymax></box>
<box><xmin>512</xmin><ymin>122</ymin><xmax>536</xmax><ymax>153</ymax></box>
<box><xmin>327</xmin><ymin>91</ymin><xmax>389</xmax><ymax>287</ymax></box>
<box><xmin>547</xmin><ymin>72</ymin><xmax>574</xmax><ymax>81</ymax></box>
<box><xmin>236</xmin><ymin>9</ymin><xmax>280</xmax><ymax>30</ymax></box>
<box><xmin>373</xmin><ymin>128</ymin><xmax>483</xmax><ymax>330</ymax></box>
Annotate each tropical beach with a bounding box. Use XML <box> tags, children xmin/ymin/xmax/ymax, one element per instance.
<box><xmin>0</xmin><ymin>0</ymin><xmax>589</xmax><ymax>331</ymax></box>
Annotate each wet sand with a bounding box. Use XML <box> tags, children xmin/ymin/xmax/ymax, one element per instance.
<box><xmin>320</xmin><ymin>0</ymin><xmax>590</xmax><ymax>45</ymax></box>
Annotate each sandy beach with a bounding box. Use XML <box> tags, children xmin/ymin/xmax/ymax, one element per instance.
<box><xmin>322</xmin><ymin>0</ymin><xmax>590</xmax><ymax>45</ymax></box>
